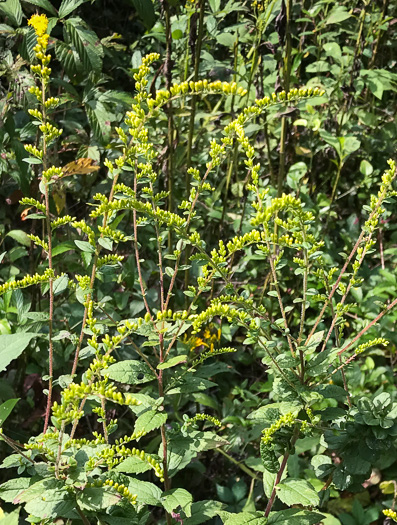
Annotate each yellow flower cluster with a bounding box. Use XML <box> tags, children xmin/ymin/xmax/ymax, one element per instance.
<box><xmin>28</xmin><ymin>14</ymin><xmax>51</xmax><ymax>81</ymax></box>
<box><xmin>28</xmin><ymin>13</ymin><xmax>48</xmax><ymax>36</ymax></box>
<box><xmin>383</xmin><ymin>509</ymin><xmax>397</xmax><ymax>522</ymax></box>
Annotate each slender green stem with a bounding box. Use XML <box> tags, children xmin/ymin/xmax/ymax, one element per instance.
<box><xmin>277</xmin><ymin>0</ymin><xmax>292</xmax><ymax>197</ymax></box>
<box><xmin>216</xmin><ymin>448</ymin><xmax>259</xmax><ymax>480</ymax></box>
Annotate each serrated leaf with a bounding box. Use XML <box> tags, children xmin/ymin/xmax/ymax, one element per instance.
<box><xmin>6</xmin><ymin>230</ymin><xmax>31</xmax><ymax>247</ymax></box>
<box><xmin>222</xmin><ymin>511</ymin><xmax>267</xmax><ymax>524</ymax></box>
<box><xmin>276</xmin><ymin>479</ymin><xmax>319</xmax><ymax>507</ymax></box>
<box><xmin>161</xmin><ymin>488</ymin><xmax>193</xmax><ymax>517</ymax></box>
<box><xmin>0</xmin><ymin>478</ymin><xmax>31</xmax><ymax>502</ymax></box>
<box><xmin>0</xmin><ymin>333</ymin><xmax>40</xmax><ymax>372</ymax></box>
<box><xmin>267</xmin><ymin>509</ymin><xmax>325</xmax><ymax>524</ymax></box>
<box><xmin>114</xmin><ymin>456</ymin><xmax>152</xmax><ymax>475</ymax></box>
<box><xmin>134</xmin><ymin>410</ymin><xmax>167</xmax><ymax>435</ymax></box>
<box><xmin>182</xmin><ymin>500</ymin><xmax>225</xmax><ymax>524</ymax></box>
<box><xmin>105</xmin><ymin>360</ymin><xmax>156</xmax><ymax>384</ymax></box>
<box><xmin>127</xmin><ymin>478</ymin><xmax>162</xmax><ymax>506</ymax></box>
<box><xmin>59</xmin><ymin>0</ymin><xmax>89</xmax><ymax>18</ymax></box>
<box><xmin>0</xmin><ymin>0</ymin><xmax>22</xmax><ymax>26</ymax></box>
<box><xmin>76</xmin><ymin>486</ymin><xmax>120</xmax><ymax>511</ymax></box>
<box><xmin>25</xmin><ymin>0</ymin><xmax>58</xmax><ymax>15</ymax></box>
<box><xmin>66</xmin><ymin>17</ymin><xmax>103</xmax><ymax>72</ymax></box>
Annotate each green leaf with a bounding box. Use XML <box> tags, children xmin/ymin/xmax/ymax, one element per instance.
<box><xmin>105</xmin><ymin>360</ymin><xmax>156</xmax><ymax>384</ymax></box>
<box><xmin>127</xmin><ymin>478</ymin><xmax>162</xmax><ymax>506</ymax></box>
<box><xmin>222</xmin><ymin>511</ymin><xmax>267</xmax><ymax>524</ymax></box>
<box><xmin>162</xmin><ymin>488</ymin><xmax>193</xmax><ymax>517</ymax></box>
<box><xmin>276</xmin><ymin>479</ymin><xmax>319</xmax><ymax>507</ymax></box>
<box><xmin>0</xmin><ymin>333</ymin><xmax>40</xmax><ymax>372</ymax></box>
<box><xmin>325</xmin><ymin>7</ymin><xmax>351</xmax><ymax>25</ymax></box>
<box><xmin>129</xmin><ymin>0</ymin><xmax>156</xmax><ymax>29</ymax></box>
<box><xmin>65</xmin><ymin>18</ymin><xmax>103</xmax><ymax>73</ymax></box>
<box><xmin>59</xmin><ymin>0</ymin><xmax>89</xmax><ymax>18</ymax></box>
<box><xmin>0</xmin><ymin>478</ymin><xmax>31</xmax><ymax>502</ymax></box>
<box><xmin>52</xmin><ymin>241</ymin><xmax>75</xmax><ymax>257</ymax></box>
<box><xmin>360</xmin><ymin>160</ymin><xmax>373</xmax><ymax>176</ymax></box>
<box><xmin>0</xmin><ymin>508</ymin><xmax>20</xmax><ymax>525</ymax></box>
<box><xmin>167</xmin><ymin>375</ymin><xmax>216</xmax><ymax>395</ymax></box>
<box><xmin>216</xmin><ymin>33</ymin><xmax>236</xmax><ymax>47</ymax></box>
<box><xmin>53</xmin><ymin>274</ymin><xmax>69</xmax><ymax>296</ymax></box>
<box><xmin>311</xmin><ymin>455</ymin><xmax>333</xmax><ymax>479</ymax></box>
<box><xmin>0</xmin><ymin>398</ymin><xmax>19</xmax><ymax>426</ymax></box>
<box><xmin>74</xmin><ymin>240</ymin><xmax>95</xmax><ymax>253</ymax></box>
<box><xmin>6</xmin><ymin>230</ymin><xmax>31</xmax><ymax>247</ymax></box>
<box><xmin>267</xmin><ymin>509</ymin><xmax>325</xmax><ymax>524</ymax></box>
<box><xmin>182</xmin><ymin>500</ymin><xmax>225</xmax><ymax>524</ymax></box>
<box><xmin>157</xmin><ymin>355</ymin><xmax>188</xmax><ymax>369</ymax></box>
<box><xmin>22</xmin><ymin>157</ymin><xmax>43</xmax><ymax>164</ymax></box>
<box><xmin>85</xmin><ymin>98</ymin><xmax>112</xmax><ymax>143</ymax></box>
<box><xmin>114</xmin><ymin>456</ymin><xmax>152</xmax><ymax>475</ymax></box>
<box><xmin>134</xmin><ymin>410</ymin><xmax>167</xmax><ymax>435</ymax></box>
<box><xmin>0</xmin><ymin>0</ymin><xmax>22</xmax><ymax>26</ymax></box>
<box><xmin>77</xmin><ymin>486</ymin><xmax>121</xmax><ymax>511</ymax></box>
<box><xmin>24</xmin><ymin>488</ymin><xmax>76</xmax><ymax>519</ymax></box>
<box><xmin>25</xmin><ymin>0</ymin><xmax>58</xmax><ymax>16</ymax></box>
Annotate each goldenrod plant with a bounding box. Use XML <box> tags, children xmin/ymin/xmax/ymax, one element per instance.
<box><xmin>0</xmin><ymin>7</ymin><xmax>396</xmax><ymax>525</ymax></box>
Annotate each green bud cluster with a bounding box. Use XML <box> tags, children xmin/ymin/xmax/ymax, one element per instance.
<box><xmin>72</xmin><ymin>220</ymin><xmax>96</xmax><ymax>246</ymax></box>
<box><xmin>97</xmin><ymin>254</ymin><xmax>124</xmax><ymax>268</ymax></box>
<box><xmin>51</xmin><ymin>215</ymin><xmax>76</xmax><ymax>230</ymax></box>
<box><xmin>20</xmin><ymin>197</ymin><xmax>46</xmax><ymax>213</ymax></box>
<box><xmin>261</xmin><ymin>412</ymin><xmax>296</xmax><ymax>445</ymax></box>
<box><xmin>184</xmin><ymin>413</ymin><xmax>221</xmax><ymax>427</ymax></box>
<box><xmin>42</xmin><ymin>166</ymin><xmax>63</xmax><ymax>181</ymax></box>
<box><xmin>39</xmin><ymin>121</ymin><xmax>63</xmax><ymax>142</ymax></box>
<box><xmin>98</xmin><ymin>225</ymin><xmax>127</xmax><ymax>243</ymax></box>
<box><xmin>192</xmin><ymin>346</ymin><xmax>236</xmax><ymax>366</ymax></box>
<box><xmin>86</xmin><ymin>478</ymin><xmax>137</xmax><ymax>505</ymax></box>
<box><xmin>0</xmin><ymin>268</ymin><xmax>54</xmax><ymax>296</ymax></box>
<box><xmin>27</xmin><ymin>234</ymin><xmax>49</xmax><ymax>251</ymax></box>
<box><xmin>355</xmin><ymin>338</ymin><xmax>388</xmax><ymax>355</ymax></box>
<box><xmin>24</xmin><ymin>144</ymin><xmax>43</xmax><ymax>159</ymax></box>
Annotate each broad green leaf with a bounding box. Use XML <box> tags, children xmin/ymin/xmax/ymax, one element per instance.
<box><xmin>134</xmin><ymin>410</ymin><xmax>167</xmax><ymax>435</ymax></box>
<box><xmin>77</xmin><ymin>486</ymin><xmax>121</xmax><ymax>511</ymax></box>
<box><xmin>25</xmin><ymin>0</ymin><xmax>58</xmax><ymax>15</ymax></box>
<box><xmin>55</xmin><ymin>40</ymin><xmax>82</xmax><ymax>78</ymax></box>
<box><xmin>267</xmin><ymin>509</ymin><xmax>325</xmax><ymax>524</ymax></box>
<box><xmin>157</xmin><ymin>355</ymin><xmax>188</xmax><ymax>369</ymax></box>
<box><xmin>105</xmin><ymin>360</ymin><xmax>156</xmax><ymax>385</ymax></box>
<box><xmin>167</xmin><ymin>375</ymin><xmax>216</xmax><ymax>395</ymax></box>
<box><xmin>276</xmin><ymin>479</ymin><xmax>319</xmax><ymax>507</ymax></box>
<box><xmin>6</xmin><ymin>230</ymin><xmax>31</xmax><ymax>247</ymax></box>
<box><xmin>65</xmin><ymin>18</ymin><xmax>103</xmax><ymax>73</ymax></box>
<box><xmin>0</xmin><ymin>398</ymin><xmax>19</xmax><ymax>426</ymax></box>
<box><xmin>325</xmin><ymin>7</ymin><xmax>351</xmax><ymax>25</ymax></box>
<box><xmin>182</xmin><ymin>500</ymin><xmax>225</xmax><ymax>524</ymax></box>
<box><xmin>52</xmin><ymin>241</ymin><xmax>76</xmax><ymax>257</ymax></box>
<box><xmin>129</xmin><ymin>0</ymin><xmax>156</xmax><ymax>29</ymax></box>
<box><xmin>114</xmin><ymin>456</ymin><xmax>152</xmax><ymax>475</ymax></box>
<box><xmin>85</xmin><ymin>99</ymin><xmax>112</xmax><ymax>143</ymax></box>
<box><xmin>127</xmin><ymin>478</ymin><xmax>162</xmax><ymax>506</ymax></box>
<box><xmin>216</xmin><ymin>33</ymin><xmax>236</xmax><ymax>47</ymax></box>
<box><xmin>0</xmin><ymin>508</ymin><xmax>20</xmax><ymax>525</ymax></box>
<box><xmin>74</xmin><ymin>240</ymin><xmax>95</xmax><ymax>253</ymax></box>
<box><xmin>0</xmin><ymin>0</ymin><xmax>22</xmax><ymax>26</ymax></box>
<box><xmin>221</xmin><ymin>511</ymin><xmax>267</xmax><ymax>524</ymax></box>
<box><xmin>0</xmin><ymin>477</ymin><xmax>31</xmax><ymax>502</ymax></box>
<box><xmin>311</xmin><ymin>455</ymin><xmax>333</xmax><ymax>479</ymax></box>
<box><xmin>53</xmin><ymin>274</ymin><xmax>69</xmax><ymax>296</ymax></box>
<box><xmin>59</xmin><ymin>0</ymin><xmax>89</xmax><ymax>18</ymax></box>
<box><xmin>24</xmin><ymin>488</ymin><xmax>76</xmax><ymax>519</ymax></box>
<box><xmin>0</xmin><ymin>333</ymin><xmax>40</xmax><ymax>372</ymax></box>
<box><xmin>161</xmin><ymin>488</ymin><xmax>193</xmax><ymax>517</ymax></box>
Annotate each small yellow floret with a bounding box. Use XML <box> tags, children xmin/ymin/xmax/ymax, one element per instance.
<box><xmin>28</xmin><ymin>14</ymin><xmax>49</xmax><ymax>37</ymax></box>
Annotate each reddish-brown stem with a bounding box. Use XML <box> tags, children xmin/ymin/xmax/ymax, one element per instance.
<box><xmin>264</xmin><ymin>426</ymin><xmax>300</xmax><ymax>517</ymax></box>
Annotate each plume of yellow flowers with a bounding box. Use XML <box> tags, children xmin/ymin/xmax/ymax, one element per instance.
<box><xmin>28</xmin><ymin>14</ymin><xmax>51</xmax><ymax>73</ymax></box>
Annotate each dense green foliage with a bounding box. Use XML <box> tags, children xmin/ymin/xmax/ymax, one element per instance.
<box><xmin>0</xmin><ymin>0</ymin><xmax>397</xmax><ymax>524</ymax></box>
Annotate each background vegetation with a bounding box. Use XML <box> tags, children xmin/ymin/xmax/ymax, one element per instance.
<box><xmin>0</xmin><ymin>0</ymin><xmax>396</xmax><ymax>523</ymax></box>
